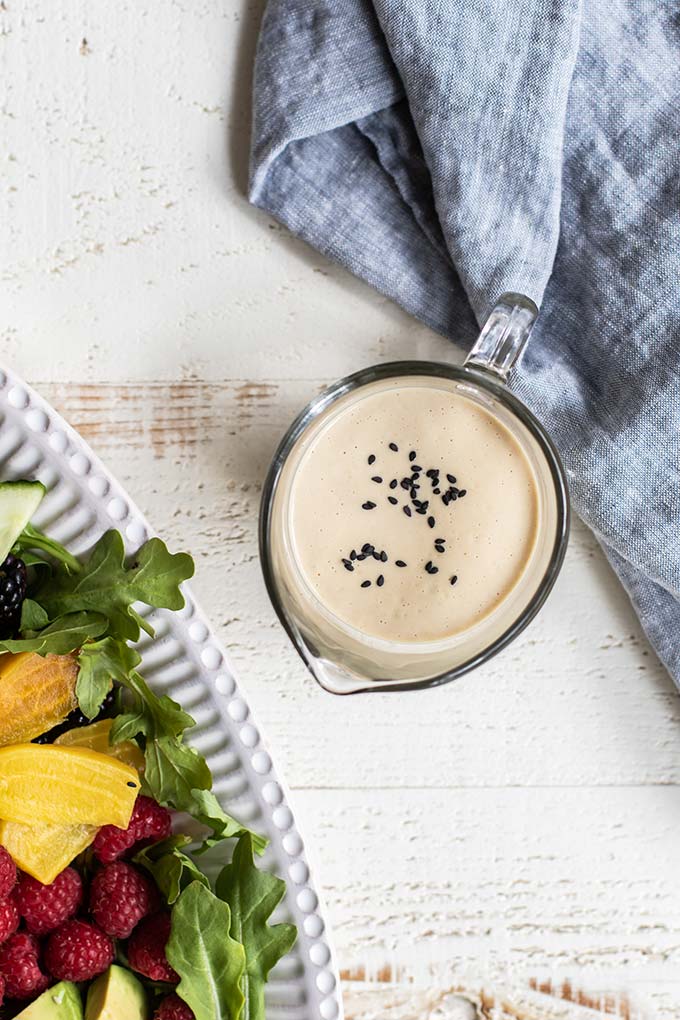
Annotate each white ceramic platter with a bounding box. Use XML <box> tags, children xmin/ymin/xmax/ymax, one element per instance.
<box><xmin>0</xmin><ymin>364</ymin><xmax>343</xmax><ymax>1020</ymax></box>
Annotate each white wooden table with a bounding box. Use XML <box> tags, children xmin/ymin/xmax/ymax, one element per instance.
<box><xmin>3</xmin><ymin>3</ymin><xmax>679</xmax><ymax>1017</ymax></box>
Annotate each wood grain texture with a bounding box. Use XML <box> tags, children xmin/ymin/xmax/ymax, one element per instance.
<box><xmin>3</xmin><ymin>0</ymin><xmax>679</xmax><ymax>1016</ymax></box>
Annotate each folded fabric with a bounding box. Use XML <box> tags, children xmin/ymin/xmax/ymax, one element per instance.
<box><xmin>249</xmin><ymin>1</ymin><xmax>680</xmax><ymax>685</ymax></box>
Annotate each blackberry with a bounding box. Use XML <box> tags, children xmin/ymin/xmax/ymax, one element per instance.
<box><xmin>0</xmin><ymin>554</ymin><xmax>27</xmax><ymax>639</ymax></box>
<box><xmin>34</xmin><ymin>687</ymin><xmax>117</xmax><ymax>744</ymax></box>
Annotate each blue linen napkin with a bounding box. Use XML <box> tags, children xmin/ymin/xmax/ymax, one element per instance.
<box><xmin>249</xmin><ymin>1</ymin><xmax>680</xmax><ymax>685</ymax></box>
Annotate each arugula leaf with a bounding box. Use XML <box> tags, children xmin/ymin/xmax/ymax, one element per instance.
<box><xmin>114</xmin><ymin>670</ymin><xmax>196</xmax><ymax>739</ymax></box>
<box><xmin>20</xmin><ymin>598</ymin><xmax>49</xmax><ymax>631</ymax></box>
<box><xmin>13</xmin><ymin>523</ymin><xmax>81</xmax><ymax>574</ymax></box>
<box><xmin>134</xmin><ymin>835</ymin><xmax>210</xmax><ymax>904</ymax></box>
<box><xmin>77</xmin><ymin>637</ymin><xmax>141</xmax><ymax>721</ymax></box>
<box><xmin>144</xmin><ymin>737</ymin><xmax>212</xmax><ymax>806</ymax></box>
<box><xmin>35</xmin><ymin>531</ymin><xmax>194</xmax><ymax>642</ymax></box>
<box><xmin>190</xmin><ymin>790</ymin><xmax>268</xmax><ymax>856</ymax></box>
<box><xmin>0</xmin><ymin>612</ymin><xmax>108</xmax><ymax>655</ymax></box>
<box><xmin>166</xmin><ymin>882</ymin><xmax>246</xmax><ymax>1020</ymax></box>
<box><xmin>109</xmin><ymin>673</ymin><xmax>266</xmax><ymax>853</ymax></box>
<box><xmin>216</xmin><ymin>834</ymin><xmax>297</xmax><ymax>1020</ymax></box>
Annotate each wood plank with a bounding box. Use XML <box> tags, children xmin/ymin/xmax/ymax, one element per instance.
<box><xmin>293</xmin><ymin>787</ymin><xmax>680</xmax><ymax>1019</ymax></box>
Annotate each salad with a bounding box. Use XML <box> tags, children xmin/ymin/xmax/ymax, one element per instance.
<box><xmin>0</xmin><ymin>481</ymin><xmax>296</xmax><ymax>1020</ymax></box>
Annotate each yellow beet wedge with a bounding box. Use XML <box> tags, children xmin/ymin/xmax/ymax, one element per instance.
<box><xmin>0</xmin><ymin>745</ymin><xmax>140</xmax><ymax>828</ymax></box>
<box><xmin>55</xmin><ymin>719</ymin><xmax>145</xmax><ymax>773</ymax></box>
<box><xmin>0</xmin><ymin>818</ymin><xmax>98</xmax><ymax>885</ymax></box>
<box><xmin>0</xmin><ymin>652</ymin><xmax>79</xmax><ymax>746</ymax></box>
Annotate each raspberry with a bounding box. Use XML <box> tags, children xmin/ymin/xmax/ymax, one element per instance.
<box><xmin>90</xmin><ymin>862</ymin><xmax>159</xmax><ymax>938</ymax></box>
<box><xmin>93</xmin><ymin>796</ymin><xmax>172</xmax><ymax>864</ymax></box>
<box><xmin>0</xmin><ymin>898</ymin><xmax>19</xmax><ymax>944</ymax></box>
<box><xmin>128</xmin><ymin>913</ymin><xmax>178</xmax><ymax>983</ymax></box>
<box><xmin>0</xmin><ymin>932</ymin><xmax>49</xmax><ymax>999</ymax></box>
<box><xmin>15</xmin><ymin>868</ymin><xmax>83</xmax><ymax>936</ymax></box>
<box><xmin>0</xmin><ymin>847</ymin><xmax>17</xmax><ymax>899</ymax></box>
<box><xmin>44</xmin><ymin>919</ymin><xmax>114</xmax><ymax>982</ymax></box>
<box><xmin>154</xmin><ymin>993</ymin><xmax>195</xmax><ymax>1019</ymax></box>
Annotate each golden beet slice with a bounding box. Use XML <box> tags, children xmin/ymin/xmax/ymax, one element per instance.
<box><xmin>0</xmin><ymin>818</ymin><xmax>98</xmax><ymax>885</ymax></box>
<box><xmin>0</xmin><ymin>744</ymin><xmax>140</xmax><ymax>828</ymax></box>
<box><xmin>55</xmin><ymin>719</ymin><xmax>145</xmax><ymax>773</ymax></box>
<box><xmin>0</xmin><ymin>652</ymin><xmax>79</xmax><ymax>746</ymax></box>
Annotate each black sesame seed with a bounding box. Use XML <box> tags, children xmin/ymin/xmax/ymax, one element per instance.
<box><xmin>127</xmin><ymin>781</ymin><xmax>138</xmax><ymax>788</ymax></box>
<box><xmin>411</xmin><ymin>464</ymin><xmax>422</xmax><ymax>473</ymax></box>
<box><xmin>436</xmin><ymin>537</ymin><xmax>445</xmax><ymax>543</ymax></box>
<box><xmin>442</xmin><ymin>493</ymin><xmax>450</xmax><ymax>505</ymax></box>
<box><xmin>361</xmin><ymin>579</ymin><xmax>371</xmax><ymax>588</ymax></box>
<box><xmin>372</xmin><ymin>550</ymin><xmax>381</xmax><ymax>560</ymax></box>
<box><xmin>350</xmin><ymin>549</ymin><xmax>357</xmax><ymax>560</ymax></box>
<box><xmin>425</xmin><ymin>560</ymin><xmax>433</xmax><ymax>571</ymax></box>
<box><xmin>362</xmin><ymin>501</ymin><xmax>376</xmax><ymax>510</ymax></box>
<box><xmin>409</xmin><ymin>450</ymin><xmax>417</xmax><ymax>461</ymax></box>
<box><xmin>388</xmin><ymin>496</ymin><xmax>398</xmax><ymax>505</ymax></box>
<box><xmin>434</xmin><ymin>546</ymin><xmax>444</xmax><ymax>554</ymax></box>
<box><xmin>450</xmin><ymin>575</ymin><xmax>458</xmax><ymax>586</ymax></box>
<box><xmin>427</xmin><ymin>516</ymin><xmax>435</xmax><ymax>528</ymax></box>
<box><xmin>416</xmin><ymin>506</ymin><xmax>427</xmax><ymax>515</ymax></box>
<box><xmin>412</xmin><ymin>498</ymin><xmax>422</xmax><ymax>508</ymax></box>
<box><xmin>389</xmin><ymin>479</ymin><xmax>398</xmax><ymax>489</ymax></box>
<box><xmin>403</xmin><ymin>506</ymin><xmax>412</xmax><ymax>517</ymax></box>
<box><xmin>377</xmin><ymin>574</ymin><xmax>384</xmax><ymax>587</ymax></box>
<box><xmin>430</xmin><ymin>565</ymin><xmax>439</xmax><ymax>574</ymax></box>
<box><xmin>356</xmin><ymin>553</ymin><xmax>366</xmax><ymax>561</ymax></box>
<box><xmin>447</xmin><ymin>474</ymin><xmax>457</xmax><ymax>484</ymax></box>
<box><xmin>400</xmin><ymin>479</ymin><xmax>410</xmax><ymax>490</ymax></box>
<box><xmin>395</xmin><ymin>560</ymin><xmax>407</xmax><ymax>567</ymax></box>
<box><xmin>426</xmin><ymin>469</ymin><xmax>435</xmax><ymax>477</ymax></box>
<box><xmin>343</xmin><ymin>561</ymin><xmax>354</xmax><ymax>572</ymax></box>
<box><xmin>362</xmin><ymin>543</ymin><xmax>373</xmax><ymax>553</ymax></box>
<box><xmin>433</xmin><ymin>488</ymin><xmax>441</xmax><ymax>495</ymax></box>
<box><xmin>368</xmin><ymin>454</ymin><xmax>376</xmax><ymax>465</ymax></box>
<box><xmin>371</xmin><ymin>476</ymin><xmax>383</xmax><ymax>484</ymax></box>
<box><xmin>389</xmin><ymin>442</ymin><xmax>398</xmax><ymax>452</ymax></box>
<box><xmin>420</xmin><ymin>500</ymin><xmax>429</xmax><ymax>510</ymax></box>
<box><xmin>458</xmin><ymin>489</ymin><xmax>467</xmax><ymax>497</ymax></box>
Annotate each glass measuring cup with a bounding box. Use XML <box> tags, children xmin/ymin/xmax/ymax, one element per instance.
<box><xmin>260</xmin><ymin>294</ymin><xmax>569</xmax><ymax>694</ymax></box>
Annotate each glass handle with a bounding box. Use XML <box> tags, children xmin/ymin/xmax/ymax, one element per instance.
<box><xmin>463</xmin><ymin>292</ymin><xmax>538</xmax><ymax>382</ymax></box>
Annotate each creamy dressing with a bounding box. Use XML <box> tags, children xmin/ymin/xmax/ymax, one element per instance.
<box><xmin>288</xmin><ymin>383</ymin><xmax>539</xmax><ymax>644</ymax></box>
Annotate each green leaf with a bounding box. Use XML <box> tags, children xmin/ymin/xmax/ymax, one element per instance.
<box><xmin>76</xmin><ymin>637</ymin><xmax>142</xmax><ymax>720</ymax></box>
<box><xmin>134</xmin><ymin>836</ymin><xmax>210</xmax><ymax>904</ymax></box>
<box><xmin>144</xmin><ymin>736</ymin><xmax>212</xmax><ymax>806</ymax></box>
<box><xmin>190</xmin><ymin>790</ymin><xmax>268</xmax><ymax>856</ymax></box>
<box><xmin>123</xmin><ymin>671</ymin><xmax>195</xmax><ymax>736</ymax></box>
<box><xmin>20</xmin><ymin>598</ymin><xmax>49</xmax><ymax>631</ymax></box>
<box><xmin>167</xmin><ymin>882</ymin><xmax>246</xmax><ymax>1020</ymax></box>
<box><xmin>35</xmin><ymin>531</ymin><xmax>194</xmax><ymax>642</ymax></box>
<box><xmin>110</xmin><ymin>704</ymin><xmax>150</xmax><ymax>744</ymax></box>
<box><xmin>0</xmin><ymin>612</ymin><xmax>108</xmax><ymax>655</ymax></box>
<box><xmin>216</xmin><ymin>834</ymin><xmax>297</xmax><ymax>1020</ymax></box>
<box><xmin>13</xmin><ymin>523</ymin><xmax>81</xmax><ymax>574</ymax></box>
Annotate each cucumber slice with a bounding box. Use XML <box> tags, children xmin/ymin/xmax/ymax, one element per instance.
<box><xmin>0</xmin><ymin>480</ymin><xmax>46</xmax><ymax>563</ymax></box>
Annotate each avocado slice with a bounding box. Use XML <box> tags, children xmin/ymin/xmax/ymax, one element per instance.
<box><xmin>14</xmin><ymin>981</ymin><xmax>83</xmax><ymax>1018</ymax></box>
<box><xmin>85</xmin><ymin>965</ymin><xmax>148</xmax><ymax>1020</ymax></box>
<box><xmin>0</xmin><ymin>479</ymin><xmax>45</xmax><ymax>563</ymax></box>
